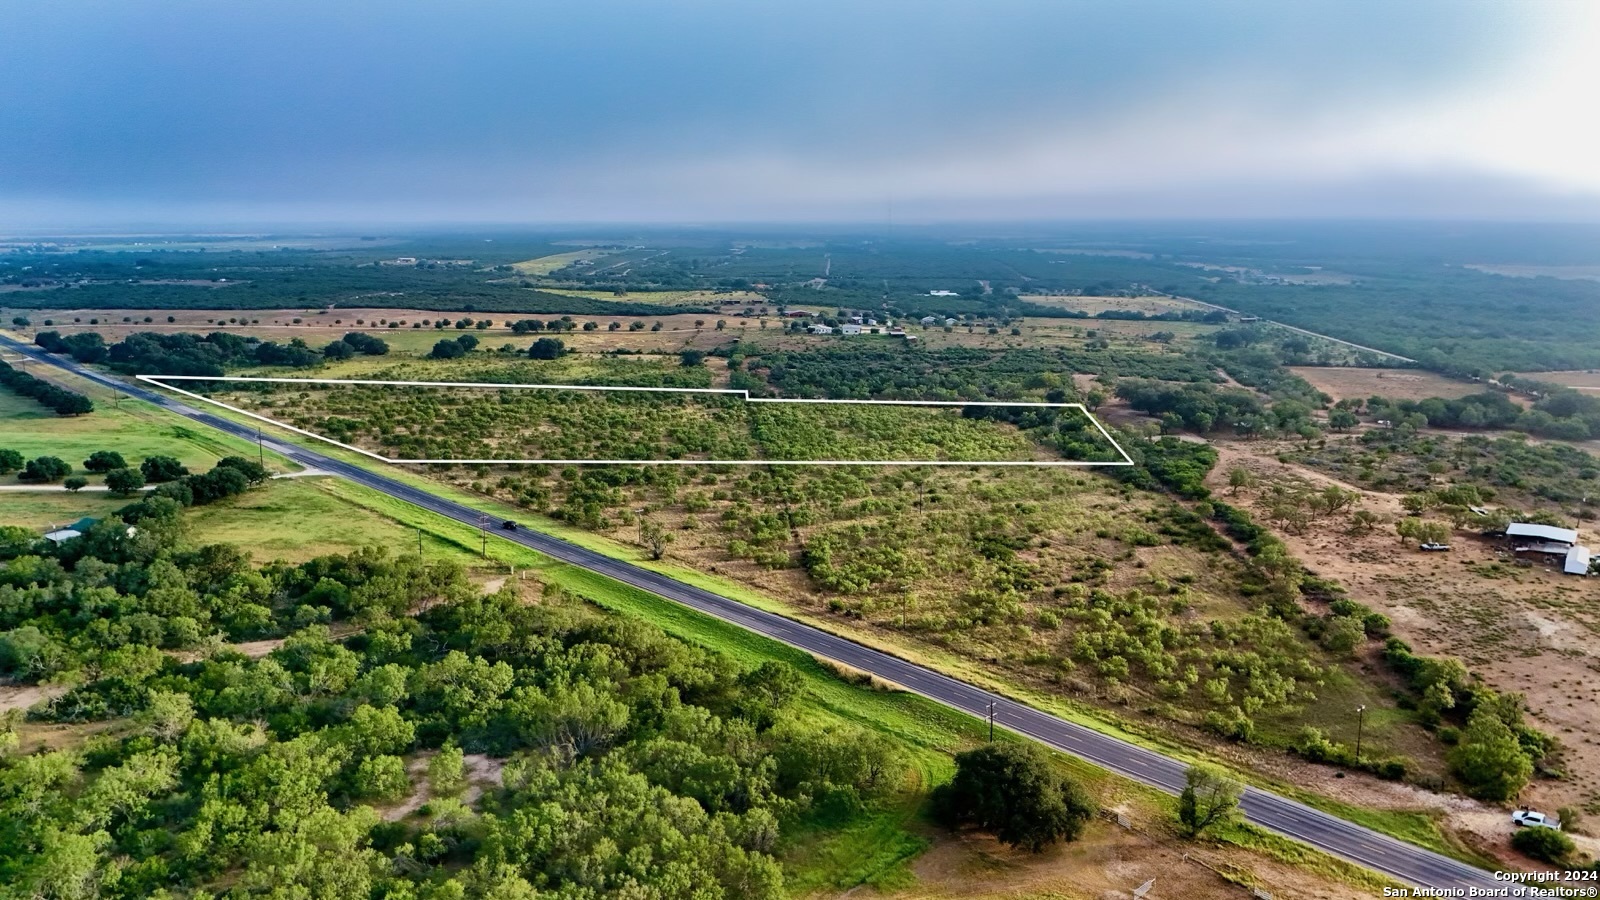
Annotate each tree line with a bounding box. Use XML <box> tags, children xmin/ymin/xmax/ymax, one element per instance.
<box><xmin>0</xmin><ymin>358</ymin><xmax>93</xmax><ymax>415</ymax></box>
<box><xmin>34</xmin><ymin>330</ymin><xmax>387</xmax><ymax>377</ymax></box>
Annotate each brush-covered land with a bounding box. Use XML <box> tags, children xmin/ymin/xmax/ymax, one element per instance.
<box><xmin>10</xmin><ymin>222</ymin><xmax>1600</xmax><ymax>874</ymax></box>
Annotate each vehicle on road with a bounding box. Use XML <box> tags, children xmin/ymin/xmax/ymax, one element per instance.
<box><xmin>1421</xmin><ymin>542</ymin><xmax>1451</xmax><ymax>552</ymax></box>
<box><xmin>1512</xmin><ymin>809</ymin><xmax>1561</xmax><ymax>830</ymax></box>
<box><xmin>500</xmin><ymin>520</ymin><xmax>519</xmax><ymax>531</ymax></box>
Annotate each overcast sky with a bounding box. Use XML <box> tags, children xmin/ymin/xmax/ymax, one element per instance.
<box><xmin>4</xmin><ymin>0</ymin><xmax>1598</xmax><ymax>227</ymax></box>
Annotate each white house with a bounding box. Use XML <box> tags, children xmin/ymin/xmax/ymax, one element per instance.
<box><xmin>919</xmin><ymin>316</ymin><xmax>938</xmax><ymax>326</ymax></box>
<box><xmin>840</xmin><ymin>324</ymin><xmax>863</xmax><ymax>335</ymax></box>
<box><xmin>929</xmin><ymin>290</ymin><xmax>959</xmax><ymax>297</ymax></box>
<box><xmin>944</xmin><ymin>318</ymin><xmax>957</xmax><ymax>327</ymax></box>
<box><xmin>808</xmin><ymin>324</ymin><xmax>834</xmax><ymax>334</ymax></box>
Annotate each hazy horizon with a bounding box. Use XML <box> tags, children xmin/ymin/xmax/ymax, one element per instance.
<box><xmin>6</xmin><ymin>0</ymin><xmax>1599</xmax><ymax>227</ymax></box>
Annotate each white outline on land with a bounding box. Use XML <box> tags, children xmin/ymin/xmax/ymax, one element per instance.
<box><xmin>136</xmin><ymin>375</ymin><xmax>1136</xmax><ymax>467</ymax></box>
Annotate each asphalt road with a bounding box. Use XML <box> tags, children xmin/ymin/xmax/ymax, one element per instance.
<box><xmin>1</xmin><ymin>335</ymin><xmax>1513</xmax><ymax>892</ymax></box>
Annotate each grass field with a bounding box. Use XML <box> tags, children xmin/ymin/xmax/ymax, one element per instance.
<box><xmin>510</xmin><ymin>249</ymin><xmax>614</xmax><ymax>274</ymax></box>
<box><xmin>0</xmin><ymin>489</ymin><xmax>133</xmax><ymax>530</ymax></box>
<box><xmin>1288</xmin><ymin>367</ymin><xmax>1500</xmax><ymax>404</ymax></box>
<box><xmin>0</xmin><ymin>393</ymin><xmax>292</xmax><ymax>487</ymax></box>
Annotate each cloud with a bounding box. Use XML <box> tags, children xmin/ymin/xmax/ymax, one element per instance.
<box><xmin>2</xmin><ymin>0</ymin><xmax>1595</xmax><ymax>225</ymax></box>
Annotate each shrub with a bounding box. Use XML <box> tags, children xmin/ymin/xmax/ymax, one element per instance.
<box><xmin>1511</xmin><ymin>827</ymin><xmax>1575</xmax><ymax>865</ymax></box>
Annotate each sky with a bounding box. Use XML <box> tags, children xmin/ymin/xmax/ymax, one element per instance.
<box><xmin>3</xmin><ymin>0</ymin><xmax>1599</xmax><ymax>227</ymax></box>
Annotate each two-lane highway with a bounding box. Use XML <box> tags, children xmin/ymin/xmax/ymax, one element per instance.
<box><xmin>0</xmin><ymin>334</ymin><xmax>1511</xmax><ymax>891</ymax></box>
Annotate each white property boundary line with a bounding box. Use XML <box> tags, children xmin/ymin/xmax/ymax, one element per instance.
<box><xmin>136</xmin><ymin>375</ymin><xmax>1136</xmax><ymax>468</ymax></box>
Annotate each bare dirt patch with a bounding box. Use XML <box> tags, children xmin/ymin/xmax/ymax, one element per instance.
<box><xmin>1516</xmin><ymin>370</ymin><xmax>1600</xmax><ymax>390</ymax></box>
<box><xmin>1208</xmin><ymin>439</ymin><xmax>1600</xmax><ymax>814</ymax></box>
<box><xmin>0</xmin><ymin>682</ymin><xmax>67</xmax><ymax>714</ymax></box>
<box><xmin>904</xmin><ymin>820</ymin><xmax>1365</xmax><ymax>900</ymax></box>
<box><xmin>1289</xmin><ymin>367</ymin><xmax>1504</xmax><ymax>404</ymax></box>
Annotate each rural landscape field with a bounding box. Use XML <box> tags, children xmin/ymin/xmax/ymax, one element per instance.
<box><xmin>6</xmin><ymin>220</ymin><xmax>1600</xmax><ymax>899</ymax></box>
<box><xmin>6</xmin><ymin>2</ymin><xmax>1600</xmax><ymax>897</ymax></box>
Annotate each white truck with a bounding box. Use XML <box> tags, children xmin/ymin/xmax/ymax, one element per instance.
<box><xmin>1512</xmin><ymin>809</ymin><xmax>1561</xmax><ymax>830</ymax></box>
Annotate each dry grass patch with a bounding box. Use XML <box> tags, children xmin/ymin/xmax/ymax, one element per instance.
<box><xmin>1289</xmin><ymin>367</ymin><xmax>1508</xmax><ymax>404</ymax></box>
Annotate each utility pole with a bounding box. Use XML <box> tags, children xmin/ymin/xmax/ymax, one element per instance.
<box><xmin>1355</xmin><ymin>704</ymin><xmax>1367</xmax><ymax>763</ymax></box>
<box><xmin>257</xmin><ymin>426</ymin><xmax>264</xmax><ymax>465</ymax></box>
<box><xmin>987</xmin><ymin>700</ymin><xmax>995</xmax><ymax>742</ymax></box>
<box><xmin>417</xmin><ymin>527</ymin><xmax>423</xmax><ymax>559</ymax></box>
<box><xmin>476</xmin><ymin>514</ymin><xmax>489</xmax><ymax>558</ymax></box>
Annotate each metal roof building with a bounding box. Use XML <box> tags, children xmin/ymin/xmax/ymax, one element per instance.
<box><xmin>1565</xmin><ymin>546</ymin><xmax>1592</xmax><ymax>576</ymax></box>
<box><xmin>1506</xmin><ymin>523</ymin><xmax>1579</xmax><ymax>546</ymax></box>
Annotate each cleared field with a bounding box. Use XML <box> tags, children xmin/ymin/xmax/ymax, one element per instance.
<box><xmin>1021</xmin><ymin>294</ymin><xmax>1211</xmax><ymax>315</ymax></box>
<box><xmin>1288</xmin><ymin>366</ymin><xmax>1497</xmax><ymax>403</ymax></box>
<box><xmin>905</xmin><ymin>317</ymin><xmax>1219</xmax><ymax>352</ymax></box>
<box><xmin>1514</xmin><ymin>369</ymin><xmax>1600</xmax><ymax>389</ymax></box>
<box><xmin>539</xmin><ymin>288</ymin><xmax>770</xmax><ymax>307</ymax></box>
<box><xmin>511</xmin><ymin>249</ymin><xmax>612</xmax><ymax>274</ymax></box>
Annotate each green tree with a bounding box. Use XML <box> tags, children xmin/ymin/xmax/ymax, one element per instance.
<box><xmin>63</xmin><ymin>476</ymin><xmax>88</xmax><ymax>492</ymax></box>
<box><xmin>430</xmin><ymin>338</ymin><xmax>466</xmax><ymax>360</ymax></box>
<box><xmin>0</xmin><ymin>448</ymin><xmax>23</xmax><ymax>474</ymax></box>
<box><xmin>527</xmin><ymin>337</ymin><xmax>566</xmax><ymax>360</ymax></box>
<box><xmin>1177</xmin><ymin>763</ymin><xmax>1242</xmax><ymax>837</ymax></box>
<box><xmin>321</xmin><ymin>339</ymin><xmax>355</xmax><ymax>360</ymax></box>
<box><xmin>104</xmin><ymin>467</ymin><xmax>146</xmax><ymax>496</ymax></box>
<box><xmin>1320</xmin><ymin>616</ymin><xmax>1366</xmax><ymax>656</ymax></box>
<box><xmin>640</xmin><ymin>517</ymin><xmax>673</xmax><ymax>560</ymax></box>
<box><xmin>428</xmin><ymin>744</ymin><xmax>469</xmax><ymax>798</ymax></box>
<box><xmin>1226</xmin><ymin>466</ymin><xmax>1254</xmax><ymax>495</ymax></box>
<box><xmin>20</xmin><ymin>456</ymin><xmax>71</xmax><ymax>483</ymax></box>
<box><xmin>1449</xmin><ymin>706</ymin><xmax>1533</xmax><ymax>800</ymax></box>
<box><xmin>139</xmin><ymin>455</ymin><xmax>188</xmax><ymax>482</ymax></box>
<box><xmin>352</xmin><ymin>754</ymin><xmax>411</xmax><ymax>801</ymax></box>
<box><xmin>138</xmin><ymin>690</ymin><xmax>195</xmax><ymax>742</ymax></box>
<box><xmin>1328</xmin><ymin>408</ymin><xmax>1360</xmax><ymax>431</ymax></box>
<box><xmin>932</xmin><ymin>743</ymin><xmax>1093</xmax><ymax>852</ymax></box>
<box><xmin>82</xmin><ymin>450</ymin><xmax>126</xmax><ymax>473</ymax></box>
